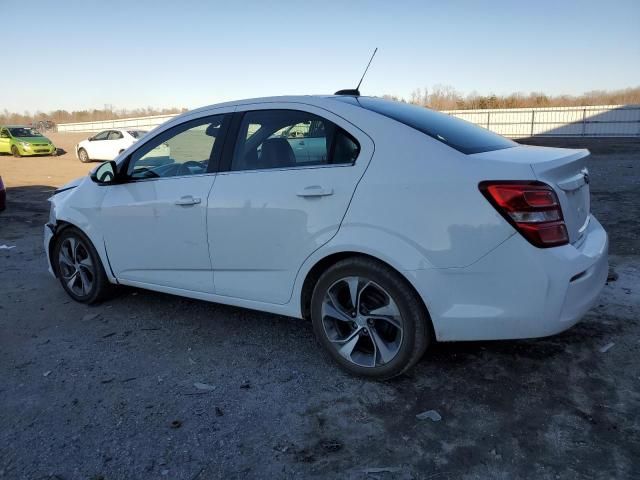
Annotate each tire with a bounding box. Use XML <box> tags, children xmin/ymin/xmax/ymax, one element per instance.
<box><xmin>11</xmin><ymin>145</ymin><xmax>21</xmax><ymax>158</ymax></box>
<box><xmin>78</xmin><ymin>148</ymin><xmax>90</xmax><ymax>163</ymax></box>
<box><xmin>310</xmin><ymin>257</ymin><xmax>431</xmax><ymax>380</ymax></box>
<box><xmin>52</xmin><ymin>227</ymin><xmax>113</xmax><ymax>304</ymax></box>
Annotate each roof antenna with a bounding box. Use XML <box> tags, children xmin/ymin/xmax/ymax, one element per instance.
<box><xmin>335</xmin><ymin>48</ymin><xmax>378</xmax><ymax>96</ymax></box>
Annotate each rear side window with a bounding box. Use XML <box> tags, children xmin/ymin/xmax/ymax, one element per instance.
<box><xmin>108</xmin><ymin>131</ymin><xmax>123</xmax><ymax>140</ymax></box>
<box><xmin>231</xmin><ymin>110</ymin><xmax>359</xmax><ymax>171</ymax></box>
<box><xmin>128</xmin><ymin>130</ymin><xmax>147</xmax><ymax>138</ymax></box>
<box><xmin>335</xmin><ymin>97</ymin><xmax>516</xmax><ymax>154</ymax></box>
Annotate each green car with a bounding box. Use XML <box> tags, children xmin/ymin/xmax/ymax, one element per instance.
<box><xmin>0</xmin><ymin>125</ymin><xmax>57</xmax><ymax>157</ymax></box>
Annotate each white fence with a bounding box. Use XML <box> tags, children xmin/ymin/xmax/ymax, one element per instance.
<box><xmin>56</xmin><ymin>114</ymin><xmax>178</xmax><ymax>133</ymax></box>
<box><xmin>443</xmin><ymin>105</ymin><xmax>640</xmax><ymax>138</ymax></box>
<box><xmin>56</xmin><ymin>104</ymin><xmax>640</xmax><ymax>137</ymax></box>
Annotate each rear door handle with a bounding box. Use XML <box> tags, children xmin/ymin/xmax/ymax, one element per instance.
<box><xmin>175</xmin><ymin>195</ymin><xmax>202</xmax><ymax>206</ymax></box>
<box><xmin>296</xmin><ymin>185</ymin><xmax>334</xmax><ymax>197</ymax></box>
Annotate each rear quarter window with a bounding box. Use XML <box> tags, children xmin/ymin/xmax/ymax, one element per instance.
<box><xmin>335</xmin><ymin>97</ymin><xmax>516</xmax><ymax>154</ymax></box>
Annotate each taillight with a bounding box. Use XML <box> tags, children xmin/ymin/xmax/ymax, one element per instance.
<box><xmin>479</xmin><ymin>181</ymin><xmax>569</xmax><ymax>248</ymax></box>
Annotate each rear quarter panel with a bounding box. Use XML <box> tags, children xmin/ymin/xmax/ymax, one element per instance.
<box><xmin>331</xmin><ymin>112</ymin><xmax>535</xmax><ymax>269</ymax></box>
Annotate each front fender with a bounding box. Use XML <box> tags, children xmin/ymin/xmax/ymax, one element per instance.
<box><xmin>47</xmin><ymin>178</ymin><xmax>116</xmax><ymax>283</ymax></box>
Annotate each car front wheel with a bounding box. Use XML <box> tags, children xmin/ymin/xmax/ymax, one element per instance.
<box><xmin>53</xmin><ymin>227</ymin><xmax>113</xmax><ymax>303</ymax></box>
<box><xmin>78</xmin><ymin>148</ymin><xmax>90</xmax><ymax>163</ymax></box>
<box><xmin>310</xmin><ymin>257</ymin><xmax>431</xmax><ymax>380</ymax></box>
<box><xmin>11</xmin><ymin>145</ymin><xmax>21</xmax><ymax>157</ymax></box>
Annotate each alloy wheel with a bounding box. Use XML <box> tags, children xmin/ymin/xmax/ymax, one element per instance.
<box><xmin>58</xmin><ymin>236</ymin><xmax>95</xmax><ymax>297</ymax></box>
<box><xmin>321</xmin><ymin>276</ymin><xmax>404</xmax><ymax>368</ymax></box>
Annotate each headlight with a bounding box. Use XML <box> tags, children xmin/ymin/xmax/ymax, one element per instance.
<box><xmin>20</xmin><ymin>142</ymin><xmax>31</xmax><ymax>149</ymax></box>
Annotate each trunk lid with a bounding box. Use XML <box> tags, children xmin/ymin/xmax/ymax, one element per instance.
<box><xmin>528</xmin><ymin>147</ymin><xmax>590</xmax><ymax>244</ymax></box>
<box><xmin>471</xmin><ymin>145</ymin><xmax>591</xmax><ymax>244</ymax></box>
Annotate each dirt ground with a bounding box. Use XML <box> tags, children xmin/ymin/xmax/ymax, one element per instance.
<box><xmin>0</xmin><ymin>135</ymin><xmax>639</xmax><ymax>479</ymax></box>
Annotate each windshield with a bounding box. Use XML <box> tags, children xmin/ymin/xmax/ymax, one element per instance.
<box><xmin>128</xmin><ymin>130</ymin><xmax>148</xmax><ymax>139</ymax></box>
<box><xmin>8</xmin><ymin>127</ymin><xmax>42</xmax><ymax>138</ymax></box>
<box><xmin>334</xmin><ymin>97</ymin><xmax>516</xmax><ymax>154</ymax></box>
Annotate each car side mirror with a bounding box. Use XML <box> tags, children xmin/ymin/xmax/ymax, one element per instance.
<box><xmin>90</xmin><ymin>161</ymin><xmax>118</xmax><ymax>185</ymax></box>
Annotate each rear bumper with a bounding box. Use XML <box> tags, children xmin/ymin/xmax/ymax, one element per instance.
<box><xmin>406</xmin><ymin>215</ymin><xmax>608</xmax><ymax>341</ymax></box>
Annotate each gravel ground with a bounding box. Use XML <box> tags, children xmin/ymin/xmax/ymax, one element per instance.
<box><xmin>0</xmin><ymin>136</ymin><xmax>639</xmax><ymax>479</ymax></box>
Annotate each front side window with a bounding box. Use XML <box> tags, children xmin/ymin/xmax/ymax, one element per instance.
<box><xmin>128</xmin><ymin>114</ymin><xmax>227</xmax><ymax>179</ymax></box>
<box><xmin>128</xmin><ymin>130</ymin><xmax>147</xmax><ymax>139</ymax></box>
<box><xmin>231</xmin><ymin>110</ymin><xmax>359</xmax><ymax>171</ymax></box>
<box><xmin>93</xmin><ymin>131</ymin><xmax>109</xmax><ymax>141</ymax></box>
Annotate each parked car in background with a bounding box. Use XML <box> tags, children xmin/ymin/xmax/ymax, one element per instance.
<box><xmin>0</xmin><ymin>176</ymin><xmax>5</xmax><ymax>211</ymax></box>
<box><xmin>75</xmin><ymin>129</ymin><xmax>148</xmax><ymax>162</ymax></box>
<box><xmin>0</xmin><ymin>125</ymin><xmax>57</xmax><ymax>157</ymax></box>
<box><xmin>45</xmin><ymin>95</ymin><xmax>608</xmax><ymax>379</ymax></box>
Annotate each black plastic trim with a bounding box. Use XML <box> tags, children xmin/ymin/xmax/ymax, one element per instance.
<box><xmin>219</xmin><ymin>112</ymin><xmax>244</xmax><ymax>173</ymax></box>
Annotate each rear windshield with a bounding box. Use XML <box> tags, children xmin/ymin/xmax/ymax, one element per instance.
<box><xmin>334</xmin><ymin>96</ymin><xmax>516</xmax><ymax>154</ymax></box>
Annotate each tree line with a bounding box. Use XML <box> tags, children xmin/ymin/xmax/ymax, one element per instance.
<box><xmin>385</xmin><ymin>85</ymin><xmax>640</xmax><ymax>111</ymax></box>
<box><xmin>1</xmin><ymin>86</ymin><xmax>638</xmax><ymax>126</ymax></box>
<box><xmin>0</xmin><ymin>107</ymin><xmax>188</xmax><ymax>126</ymax></box>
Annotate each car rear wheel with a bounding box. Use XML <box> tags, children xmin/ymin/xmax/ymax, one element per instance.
<box><xmin>11</xmin><ymin>146</ymin><xmax>20</xmax><ymax>157</ymax></box>
<box><xmin>53</xmin><ymin>227</ymin><xmax>113</xmax><ymax>304</ymax></box>
<box><xmin>78</xmin><ymin>148</ymin><xmax>90</xmax><ymax>163</ymax></box>
<box><xmin>310</xmin><ymin>257</ymin><xmax>431</xmax><ymax>380</ymax></box>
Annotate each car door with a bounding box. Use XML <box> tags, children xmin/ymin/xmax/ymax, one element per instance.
<box><xmin>0</xmin><ymin>128</ymin><xmax>10</xmax><ymax>153</ymax></box>
<box><xmin>98</xmin><ymin>111</ymin><xmax>232</xmax><ymax>293</ymax></box>
<box><xmin>87</xmin><ymin>130</ymin><xmax>110</xmax><ymax>159</ymax></box>
<box><xmin>207</xmin><ymin>105</ymin><xmax>373</xmax><ymax>304</ymax></box>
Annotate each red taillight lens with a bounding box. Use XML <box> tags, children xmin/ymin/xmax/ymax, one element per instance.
<box><xmin>479</xmin><ymin>181</ymin><xmax>569</xmax><ymax>248</ymax></box>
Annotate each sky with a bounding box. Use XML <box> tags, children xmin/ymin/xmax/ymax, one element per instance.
<box><xmin>1</xmin><ymin>0</ymin><xmax>639</xmax><ymax>113</ymax></box>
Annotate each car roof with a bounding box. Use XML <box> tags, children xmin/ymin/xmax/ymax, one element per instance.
<box><xmin>97</xmin><ymin>128</ymin><xmax>145</xmax><ymax>133</ymax></box>
<box><xmin>188</xmin><ymin>95</ymin><xmax>352</xmax><ymax>114</ymax></box>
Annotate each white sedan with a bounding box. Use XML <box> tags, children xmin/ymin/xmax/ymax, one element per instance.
<box><xmin>75</xmin><ymin>129</ymin><xmax>147</xmax><ymax>162</ymax></box>
<box><xmin>45</xmin><ymin>95</ymin><xmax>608</xmax><ymax>379</ymax></box>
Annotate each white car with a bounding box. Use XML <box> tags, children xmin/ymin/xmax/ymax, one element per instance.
<box><xmin>45</xmin><ymin>95</ymin><xmax>608</xmax><ymax>379</ymax></box>
<box><xmin>75</xmin><ymin>129</ymin><xmax>147</xmax><ymax>162</ymax></box>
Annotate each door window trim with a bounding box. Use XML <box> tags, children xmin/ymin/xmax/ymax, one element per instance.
<box><xmin>218</xmin><ymin>109</ymin><xmax>361</xmax><ymax>174</ymax></box>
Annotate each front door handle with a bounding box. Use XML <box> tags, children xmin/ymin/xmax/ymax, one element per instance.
<box><xmin>296</xmin><ymin>185</ymin><xmax>334</xmax><ymax>197</ymax></box>
<box><xmin>175</xmin><ymin>195</ymin><xmax>202</xmax><ymax>206</ymax></box>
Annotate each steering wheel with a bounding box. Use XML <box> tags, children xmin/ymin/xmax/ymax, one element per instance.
<box><xmin>176</xmin><ymin>161</ymin><xmax>206</xmax><ymax>176</ymax></box>
<box><xmin>183</xmin><ymin>161</ymin><xmax>206</xmax><ymax>170</ymax></box>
